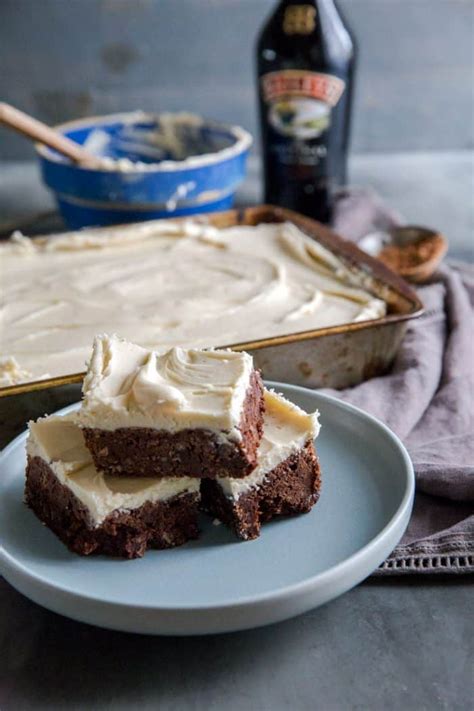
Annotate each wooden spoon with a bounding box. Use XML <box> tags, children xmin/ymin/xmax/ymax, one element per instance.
<box><xmin>360</xmin><ymin>225</ymin><xmax>448</xmax><ymax>283</ymax></box>
<box><xmin>0</xmin><ymin>102</ymin><xmax>99</xmax><ymax>167</ymax></box>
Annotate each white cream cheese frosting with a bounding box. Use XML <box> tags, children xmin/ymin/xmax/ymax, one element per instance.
<box><xmin>1</xmin><ymin>220</ymin><xmax>386</xmax><ymax>385</ymax></box>
<box><xmin>0</xmin><ymin>356</ymin><xmax>33</xmax><ymax>387</ymax></box>
<box><xmin>77</xmin><ymin>335</ymin><xmax>254</xmax><ymax>438</ymax></box>
<box><xmin>216</xmin><ymin>389</ymin><xmax>320</xmax><ymax>499</ymax></box>
<box><xmin>27</xmin><ymin>414</ymin><xmax>200</xmax><ymax>527</ymax></box>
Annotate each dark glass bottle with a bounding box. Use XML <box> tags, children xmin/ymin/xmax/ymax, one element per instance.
<box><xmin>256</xmin><ymin>0</ymin><xmax>355</xmax><ymax>223</ymax></box>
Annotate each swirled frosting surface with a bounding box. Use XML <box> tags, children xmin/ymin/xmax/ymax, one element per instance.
<box><xmin>1</xmin><ymin>220</ymin><xmax>386</xmax><ymax>385</ymax></box>
<box><xmin>77</xmin><ymin>335</ymin><xmax>254</xmax><ymax>435</ymax></box>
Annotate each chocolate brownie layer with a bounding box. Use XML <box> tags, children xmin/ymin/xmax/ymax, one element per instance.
<box><xmin>83</xmin><ymin>370</ymin><xmax>265</xmax><ymax>479</ymax></box>
<box><xmin>201</xmin><ymin>440</ymin><xmax>321</xmax><ymax>540</ymax></box>
<box><xmin>25</xmin><ymin>456</ymin><xmax>200</xmax><ymax>558</ymax></box>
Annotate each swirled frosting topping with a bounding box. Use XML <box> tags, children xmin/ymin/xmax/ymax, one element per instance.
<box><xmin>1</xmin><ymin>220</ymin><xmax>386</xmax><ymax>385</ymax></box>
<box><xmin>77</xmin><ymin>335</ymin><xmax>254</xmax><ymax>436</ymax></box>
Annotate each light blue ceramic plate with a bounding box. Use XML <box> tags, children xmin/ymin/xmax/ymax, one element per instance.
<box><xmin>0</xmin><ymin>384</ymin><xmax>414</xmax><ymax>636</ymax></box>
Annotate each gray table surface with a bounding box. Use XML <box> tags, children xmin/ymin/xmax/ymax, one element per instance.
<box><xmin>1</xmin><ymin>156</ymin><xmax>473</xmax><ymax>710</ymax></box>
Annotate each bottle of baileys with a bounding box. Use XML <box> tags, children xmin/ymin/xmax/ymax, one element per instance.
<box><xmin>256</xmin><ymin>0</ymin><xmax>355</xmax><ymax>223</ymax></box>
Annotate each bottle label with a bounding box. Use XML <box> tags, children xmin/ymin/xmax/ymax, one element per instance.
<box><xmin>260</xmin><ymin>68</ymin><xmax>347</xmax><ymax>193</ymax></box>
<box><xmin>283</xmin><ymin>5</ymin><xmax>317</xmax><ymax>35</ymax></box>
<box><xmin>261</xmin><ymin>69</ymin><xmax>345</xmax><ymax>140</ymax></box>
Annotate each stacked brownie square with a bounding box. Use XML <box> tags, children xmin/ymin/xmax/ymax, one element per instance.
<box><xmin>25</xmin><ymin>335</ymin><xmax>321</xmax><ymax>557</ymax></box>
<box><xmin>201</xmin><ymin>388</ymin><xmax>321</xmax><ymax>540</ymax></box>
<box><xmin>25</xmin><ymin>414</ymin><xmax>201</xmax><ymax>559</ymax></box>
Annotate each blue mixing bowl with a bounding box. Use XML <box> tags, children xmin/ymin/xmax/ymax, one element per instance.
<box><xmin>36</xmin><ymin>112</ymin><xmax>252</xmax><ymax>229</ymax></box>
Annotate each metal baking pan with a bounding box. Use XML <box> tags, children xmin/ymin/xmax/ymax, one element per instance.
<box><xmin>0</xmin><ymin>204</ymin><xmax>423</xmax><ymax>397</ymax></box>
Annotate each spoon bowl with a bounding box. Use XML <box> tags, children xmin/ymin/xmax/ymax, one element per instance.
<box><xmin>360</xmin><ymin>226</ymin><xmax>447</xmax><ymax>283</ymax></box>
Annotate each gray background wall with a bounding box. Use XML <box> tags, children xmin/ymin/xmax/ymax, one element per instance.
<box><xmin>1</xmin><ymin>0</ymin><xmax>473</xmax><ymax>160</ymax></box>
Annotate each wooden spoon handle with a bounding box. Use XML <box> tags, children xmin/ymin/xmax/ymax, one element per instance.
<box><xmin>0</xmin><ymin>102</ymin><xmax>95</xmax><ymax>165</ymax></box>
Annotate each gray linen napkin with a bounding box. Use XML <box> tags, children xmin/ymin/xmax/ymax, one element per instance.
<box><xmin>328</xmin><ymin>188</ymin><xmax>474</xmax><ymax>574</ymax></box>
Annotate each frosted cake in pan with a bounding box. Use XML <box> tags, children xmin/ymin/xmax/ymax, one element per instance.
<box><xmin>1</xmin><ymin>218</ymin><xmax>386</xmax><ymax>386</ymax></box>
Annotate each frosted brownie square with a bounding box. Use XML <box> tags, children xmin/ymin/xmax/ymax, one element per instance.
<box><xmin>25</xmin><ymin>414</ymin><xmax>200</xmax><ymax>559</ymax></box>
<box><xmin>201</xmin><ymin>389</ymin><xmax>321</xmax><ymax>540</ymax></box>
<box><xmin>77</xmin><ymin>335</ymin><xmax>265</xmax><ymax>479</ymax></box>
